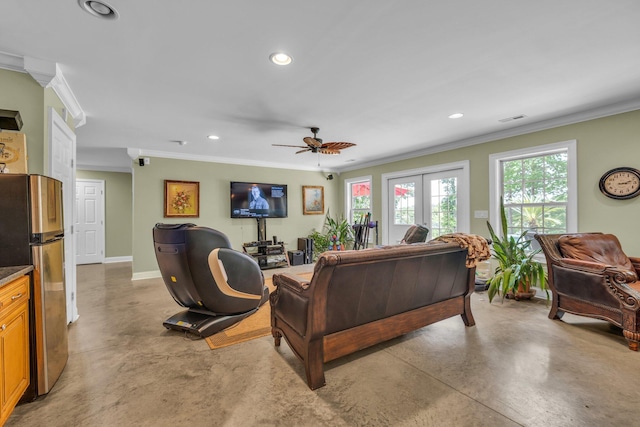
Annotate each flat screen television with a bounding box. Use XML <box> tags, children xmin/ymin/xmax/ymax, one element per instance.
<box><xmin>230</xmin><ymin>181</ymin><xmax>288</xmax><ymax>218</ymax></box>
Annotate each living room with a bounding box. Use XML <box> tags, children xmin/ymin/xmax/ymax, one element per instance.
<box><xmin>2</xmin><ymin>2</ymin><xmax>640</xmax><ymax>425</ymax></box>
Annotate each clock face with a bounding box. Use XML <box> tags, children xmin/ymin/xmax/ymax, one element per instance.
<box><xmin>599</xmin><ymin>167</ymin><xmax>640</xmax><ymax>200</ymax></box>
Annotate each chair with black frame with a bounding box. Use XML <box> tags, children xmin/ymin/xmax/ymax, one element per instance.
<box><xmin>153</xmin><ymin>223</ymin><xmax>269</xmax><ymax>338</ymax></box>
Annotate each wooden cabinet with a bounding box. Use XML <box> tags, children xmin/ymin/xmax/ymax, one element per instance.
<box><xmin>0</xmin><ymin>275</ymin><xmax>30</xmax><ymax>427</ymax></box>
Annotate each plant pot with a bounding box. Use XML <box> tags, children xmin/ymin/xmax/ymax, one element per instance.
<box><xmin>506</xmin><ymin>282</ymin><xmax>536</xmax><ymax>300</ymax></box>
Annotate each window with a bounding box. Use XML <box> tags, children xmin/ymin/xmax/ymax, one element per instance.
<box><xmin>345</xmin><ymin>176</ymin><xmax>372</xmax><ymax>225</ymax></box>
<box><xmin>490</xmin><ymin>140</ymin><xmax>577</xmax><ymax>240</ymax></box>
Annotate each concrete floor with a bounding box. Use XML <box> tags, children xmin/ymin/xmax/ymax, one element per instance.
<box><xmin>7</xmin><ymin>262</ymin><xmax>640</xmax><ymax>426</ymax></box>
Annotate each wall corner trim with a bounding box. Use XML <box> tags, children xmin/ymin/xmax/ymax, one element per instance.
<box><xmin>0</xmin><ymin>50</ymin><xmax>87</xmax><ymax>128</ymax></box>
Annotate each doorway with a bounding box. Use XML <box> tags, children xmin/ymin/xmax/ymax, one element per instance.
<box><xmin>383</xmin><ymin>161</ymin><xmax>470</xmax><ymax>245</ymax></box>
<box><xmin>76</xmin><ymin>179</ymin><xmax>105</xmax><ymax>265</ymax></box>
<box><xmin>48</xmin><ymin>107</ymin><xmax>78</xmax><ymax>323</ymax></box>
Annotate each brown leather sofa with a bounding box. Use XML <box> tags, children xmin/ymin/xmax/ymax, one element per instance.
<box><xmin>269</xmin><ymin>237</ymin><xmax>489</xmax><ymax>389</ymax></box>
<box><xmin>535</xmin><ymin>232</ymin><xmax>640</xmax><ymax>350</ymax></box>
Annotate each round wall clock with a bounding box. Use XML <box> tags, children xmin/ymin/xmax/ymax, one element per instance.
<box><xmin>599</xmin><ymin>167</ymin><xmax>640</xmax><ymax>200</ymax></box>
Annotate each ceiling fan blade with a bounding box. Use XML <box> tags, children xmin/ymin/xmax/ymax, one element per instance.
<box><xmin>295</xmin><ymin>148</ymin><xmax>311</xmax><ymax>154</ymax></box>
<box><xmin>319</xmin><ymin>148</ymin><xmax>341</xmax><ymax>155</ymax></box>
<box><xmin>321</xmin><ymin>142</ymin><xmax>356</xmax><ymax>151</ymax></box>
<box><xmin>303</xmin><ymin>137</ymin><xmax>322</xmax><ymax>148</ymax></box>
<box><xmin>272</xmin><ymin>144</ymin><xmax>308</xmax><ymax>148</ymax></box>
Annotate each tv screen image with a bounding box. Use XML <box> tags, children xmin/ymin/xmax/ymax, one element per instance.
<box><xmin>230</xmin><ymin>181</ymin><xmax>288</xmax><ymax>218</ymax></box>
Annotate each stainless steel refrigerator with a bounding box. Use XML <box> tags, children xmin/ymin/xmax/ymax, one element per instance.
<box><xmin>0</xmin><ymin>174</ymin><xmax>69</xmax><ymax>397</ymax></box>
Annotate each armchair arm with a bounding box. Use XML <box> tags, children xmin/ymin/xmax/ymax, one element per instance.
<box><xmin>272</xmin><ymin>273</ymin><xmax>311</xmax><ymax>293</ymax></box>
<box><xmin>558</xmin><ymin>257</ymin><xmax>608</xmax><ymax>272</ymax></box>
<box><xmin>628</xmin><ymin>256</ymin><xmax>640</xmax><ymax>275</ymax></box>
<box><xmin>557</xmin><ymin>258</ymin><xmax>637</xmax><ymax>284</ymax></box>
<box><xmin>602</xmin><ymin>267</ymin><xmax>639</xmax><ymax>285</ymax></box>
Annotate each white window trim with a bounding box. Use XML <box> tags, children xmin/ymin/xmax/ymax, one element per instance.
<box><xmin>489</xmin><ymin>139</ymin><xmax>577</xmax><ymax>237</ymax></box>
<box><xmin>381</xmin><ymin>160</ymin><xmax>470</xmax><ymax>245</ymax></box>
<box><xmin>345</xmin><ymin>175</ymin><xmax>372</xmax><ymax>223</ymax></box>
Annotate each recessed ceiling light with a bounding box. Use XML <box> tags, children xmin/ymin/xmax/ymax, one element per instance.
<box><xmin>78</xmin><ymin>0</ymin><xmax>119</xmax><ymax>20</ymax></box>
<box><xmin>207</xmin><ymin>135</ymin><xmax>220</xmax><ymax>140</ymax></box>
<box><xmin>448</xmin><ymin>113</ymin><xmax>464</xmax><ymax>119</ymax></box>
<box><xmin>269</xmin><ymin>52</ymin><xmax>293</xmax><ymax>66</ymax></box>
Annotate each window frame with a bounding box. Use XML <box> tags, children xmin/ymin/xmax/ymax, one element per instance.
<box><xmin>344</xmin><ymin>175</ymin><xmax>372</xmax><ymax>225</ymax></box>
<box><xmin>489</xmin><ymin>140</ymin><xmax>577</xmax><ymax>239</ymax></box>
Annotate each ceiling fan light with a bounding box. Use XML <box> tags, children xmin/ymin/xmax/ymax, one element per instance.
<box><xmin>269</xmin><ymin>52</ymin><xmax>293</xmax><ymax>66</ymax></box>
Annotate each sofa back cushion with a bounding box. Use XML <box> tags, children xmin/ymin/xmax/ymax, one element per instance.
<box><xmin>321</xmin><ymin>245</ymin><xmax>469</xmax><ymax>335</ymax></box>
<box><xmin>558</xmin><ymin>233</ymin><xmax>637</xmax><ymax>280</ymax></box>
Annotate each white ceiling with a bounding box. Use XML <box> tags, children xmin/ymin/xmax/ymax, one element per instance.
<box><xmin>2</xmin><ymin>1</ymin><xmax>640</xmax><ymax>172</ymax></box>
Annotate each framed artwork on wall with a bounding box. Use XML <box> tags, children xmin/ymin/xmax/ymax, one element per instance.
<box><xmin>302</xmin><ymin>185</ymin><xmax>324</xmax><ymax>215</ymax></box>
<box><xmin>164</xmin><ymin>180</ymin><xmax>200</xmax><ymax>217</ymax></box>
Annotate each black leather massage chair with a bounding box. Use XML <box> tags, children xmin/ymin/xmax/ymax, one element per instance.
<box><xmin>153</xmin><ymin>223</ymin><xmax>269</xmax><ymax>337</ymax></box>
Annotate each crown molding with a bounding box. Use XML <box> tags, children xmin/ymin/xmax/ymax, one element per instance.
<box><xmin>0</xmin><ymin>50</ymin><xmax>86</xmax><ymax>128</ymax></box>
<box><xmin>133</xmin><ymin>148</ymin><xmax>323</xmax><ymax>171</ymax></box>
<box><xmin>335</xmin><ymin>99</ymin><xmax>640</xmax><ymax>173</ymax></box>
<box><xmin>77</xmin><ymin>163</ymin><xmax>133</xmax><ymax>173</ymax></box>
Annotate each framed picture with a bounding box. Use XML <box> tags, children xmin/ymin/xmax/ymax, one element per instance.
<box><xmin>164</xmin><ymin>180</ymin><xmax>200</xmax><ymax>217</ymax></box>
<box><xmin>302</xmin><ymin>185</ymin><xmax>324</xmax><ymax>215</ymax></box>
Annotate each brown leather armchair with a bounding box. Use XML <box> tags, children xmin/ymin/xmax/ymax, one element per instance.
<box><xmin>535</xmin><ymin>232</ymin><xmax>640</xmax><ymax>350</ymax></box>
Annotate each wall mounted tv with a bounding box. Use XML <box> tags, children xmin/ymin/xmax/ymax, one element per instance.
<box><xmin>230</xmin><ymin>181</ymin><xmax>288</xmax><ymax>218</ymax></box>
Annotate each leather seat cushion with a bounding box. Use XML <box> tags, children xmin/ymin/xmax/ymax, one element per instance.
<box><xmin>559</xmin><ymin>233</ymin><xmax>637</xmax><ymax>281</ymax></box>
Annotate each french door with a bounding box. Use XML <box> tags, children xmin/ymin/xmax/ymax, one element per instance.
<box><xmin>386</xmin><ymin>165</ymin><xmax>468</xmax><ymax>245</ymax></box>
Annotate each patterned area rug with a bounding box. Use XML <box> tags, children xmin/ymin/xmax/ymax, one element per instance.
<box><xmin>205</xmin><ymin>272</ymin><xmax>313</xmax><ymax>349</ymax></box>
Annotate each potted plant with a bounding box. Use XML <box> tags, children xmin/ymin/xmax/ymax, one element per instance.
<box><xmin>486</xmin><ymin>197</ymin><xmax>548</xmax><ymax>303</ymax></box>
<box><xmin>324</xmin><ymin>212</ymin><xmax>353</xmax><ymax>251</ymax></box>
<box><xmin>308</xmin><ymin>212</ymin><xmax>354</xmax><ymax>259</ymax></box>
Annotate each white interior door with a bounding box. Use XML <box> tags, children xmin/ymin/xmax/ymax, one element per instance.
<box><xmin>76</xmin><ymin>179</ymin><xmax>105</xmax><ymax>265</ymax></box>
<box><xmin>385</xmin><ymin>162</ymin><xmax>470</xmax><ymax>245</ymax></box>
<box><xmin>49</xmin><ymin>107</ymin><xmax>78</xmax><ymax>323</ymax></box>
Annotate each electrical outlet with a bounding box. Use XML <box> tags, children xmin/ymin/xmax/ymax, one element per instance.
<box><xmin>474</xmin><ymin>210</ymin><xmax>488</xmax><ymax>219</ymax></box>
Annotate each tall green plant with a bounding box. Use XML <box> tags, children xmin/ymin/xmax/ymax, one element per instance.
<box><xmin>308</xmin><ymin>211</ymin><xmax>355</xmax><ymax>260</ymax></box>
<box><xmin>486</xmin><ymin>197</ymin><xmax>548</xmax><ymax>303</ymax></box>
<box><xmin>324</xmin><ymin>213</ymin><xmax>353</xmax><ymax>246</ymax></box>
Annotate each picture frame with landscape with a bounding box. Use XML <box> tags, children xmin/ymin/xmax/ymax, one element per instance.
<box><xmin>164</xmin><ymin>180</ymin><xmax>200</xmax><ymax>217</ymax></box>
<box><xmin>302</xmin><ymin>185</ymin><xmax>324</xmax><ymax>215</ymax></box>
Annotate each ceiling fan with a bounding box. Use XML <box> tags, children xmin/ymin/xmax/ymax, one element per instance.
<box><xmin>273</xmin><ymin>127</ymin><xmax>356</xmax><ymax>155</ymax></box>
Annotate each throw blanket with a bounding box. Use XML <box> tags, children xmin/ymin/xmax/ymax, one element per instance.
<box><xmin>430</xmin><ymin>233</ymin><xmax>491</xmax><ymax>268</ymax></box>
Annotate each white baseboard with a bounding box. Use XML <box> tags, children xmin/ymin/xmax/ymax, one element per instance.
<box><xmin>132</xmin><ymin>270</ymin><xmax>162</xmax><ymax>281</ymax></box>
<box><xmin>104</xmin><ymin>256</ymin><xmax>133</xmax><ymax>264</ymax></box>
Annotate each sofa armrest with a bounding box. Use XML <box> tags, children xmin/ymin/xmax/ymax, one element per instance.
<box><xmin>272</xmin><ymin>273</ymin><xmax>311</xmax><ymax>293</ymax></box>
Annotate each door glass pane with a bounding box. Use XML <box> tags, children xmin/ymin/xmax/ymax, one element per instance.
<box><xmin>394</xmin><ymin>183</ymin><xmax>415</xmax><ymax>225</ymax></box>
<box><xmin>430</xmin><ymin>177</ymin><xmax>457</xmax><ymax>238</ymax></box>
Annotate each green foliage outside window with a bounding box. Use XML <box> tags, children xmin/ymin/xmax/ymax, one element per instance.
<box><xmin>502</xmin><ymin>152</ymin><xmax>568</xmax><ymax>236</ymax></box>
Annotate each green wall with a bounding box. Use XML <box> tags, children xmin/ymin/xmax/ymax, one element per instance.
<box><xmin>339</xmin><ymin>109</ymin><xmax>640</xmax><ymax>254</ymax></box>
<box><xmin>0</xmin><ymin>69</ymin><xmax>45</xmax><ymax>173</ymax></box>
<box><xmin>76</xmin><ymin>170</ymin><xmax>133</xmax><ymax>258</ymax></box>
<box><xmin>0</xmin><ymin>68</ymin><xmax>74</xmax><ymax>174</ymax></box>
<box><xmin>132</xmin><ymin>157</ymin><xmax>339</xmax><ymax>275</ymax></box>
